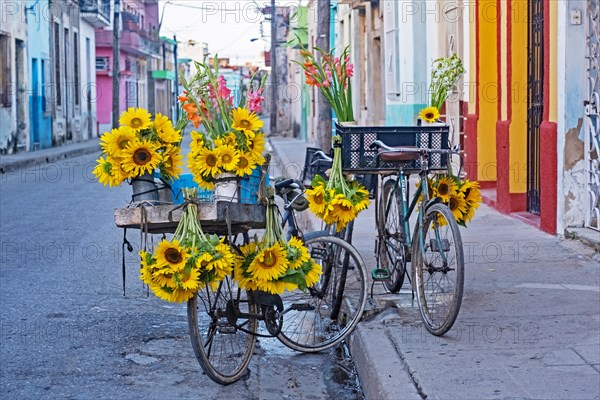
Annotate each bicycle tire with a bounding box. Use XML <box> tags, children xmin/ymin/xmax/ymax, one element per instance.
<box><xmin>413</xmin><ymin>203</ymin><xmax>464</xmax><ymax>336</ymax></box>
<box><xmin>275</xmin><ymin>234</ymin><xmax>367</xmax><ymax>352</ymax></box>
<box><xmin>378</xmin><ymin>178</ymin><xmax>407</xmax><ymax>293</ymax></box>
<box><xmin>187</xmin><ymin>276</ymin><xmax>258</xmax><ymax>385</ymax></box>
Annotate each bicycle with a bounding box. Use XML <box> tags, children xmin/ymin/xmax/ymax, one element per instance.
<box><xmin>186</xmin><ymin>172</ymin><xmax>368</xmax><ymax>384</ymax></box>
<box><xmin>371</xmin><ymin>139</ymin><xmax>464</xmax><ymax>336</ymax></box>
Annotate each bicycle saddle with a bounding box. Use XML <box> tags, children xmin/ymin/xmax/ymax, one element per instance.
<box><xmin>378</xmin><ymin>146</ymin><xmax>420</xmax><ymax>163</ymax></box>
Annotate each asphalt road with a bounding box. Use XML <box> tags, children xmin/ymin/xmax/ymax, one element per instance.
<box><xmin>0</xmin><ymin>152</ymin><xmax>363</xmax><ymax>399</ymax></box>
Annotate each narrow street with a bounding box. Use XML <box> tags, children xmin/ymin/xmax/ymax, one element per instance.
<box><xmin>0</xmin><ymin>152</ymin><xmax>363</xmax><ymax>399</ymax></box>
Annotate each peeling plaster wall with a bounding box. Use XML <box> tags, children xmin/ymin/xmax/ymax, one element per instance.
<box><xmin>562</xmin><ymin>120</ymin><xmax>587</xmax><ymax>227</ymax></box>
<box><xmin>556</xmin><ymin>0</ymin><xmax>588</xmax><ymax>232</ymax></box>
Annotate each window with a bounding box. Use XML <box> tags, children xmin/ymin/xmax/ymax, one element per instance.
<box><xmin>0</xmin><ymin>34</ymin><xmax>11</xmax><ymax>107</ymax></box>
<box><xmin>96</xmin><ymin>56</ymin><xmax>109</xmax><ymax>71</ymax></box>
<box><xmin>54</xmin><ymin>22</ymin><xmax>61</xmax><ymax>106</ymax></box>
<box><xmin>73</xmin><ymin>32</ymin><xmax>80</xmax><ymax>106</ymax></box>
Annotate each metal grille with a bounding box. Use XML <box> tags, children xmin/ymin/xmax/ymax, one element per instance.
<box><xmin>527</xmin><ymin>0</ymin><xmax>544</xmax><ymax>214</ymax></box>
<box><xmin>585</xmin><ymin>0</ymin><xmax>600</xmax><ymax>230</ymax></box>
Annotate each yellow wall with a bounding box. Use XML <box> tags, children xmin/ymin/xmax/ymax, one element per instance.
<box><xmin>549</xmin><ymin>1</ymin><xmax>557</xmax><ymax>123</ymax></box>
<box><xmin>500</xmin><ymin>0</ymin><xmax>507</xmax><ymax>121</ymax></box>
<box><xmin>508</xmin><ymin>0</ymin><xmax>528</xmax><ymax>193</ymax></box>
<box><xmin>477</xmin><ymin>0</ymin><xmax>497</xmax><ymax>181</ymax></box>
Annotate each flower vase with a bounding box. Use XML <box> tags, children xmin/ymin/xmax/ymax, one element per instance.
<box><xmin>214</xmin><ymin>172</ymin><xmax>239</xmax><ymax>202</ymax></box>
<box><xmin>131</xmin><ymin>172</ymin><xmax>159</xmax><ymax>203</ymax></box>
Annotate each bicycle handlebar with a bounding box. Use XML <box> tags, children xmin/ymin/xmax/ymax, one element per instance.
<box><xmin>311</xmin><ymin>150</ymin><xmax>332</xmax><ymax>164</ymax></box>
<box><xmin>369</xmin><ymin>140</ymin><xmax>459</xmax><ymax>155</ymax></box>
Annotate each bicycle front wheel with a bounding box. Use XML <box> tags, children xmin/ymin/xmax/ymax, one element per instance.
<box><xmin>187</xmin><ymin>276</ymin><xmax>258</xmax><ymax>385</ymax></box>
<box><xmin>378</xmin><ymin>178</ymin><xmax>407</xmax><ymax>293</ymax></box>
<box><xmin>276</xmin><ymin>234</ymin><xmax>368</xmax><ymax>352</ymax></box>
<box><xmin>413</xmin><ymin>203</ymin><xmax>464</xmax><ymax>336</ymax></box>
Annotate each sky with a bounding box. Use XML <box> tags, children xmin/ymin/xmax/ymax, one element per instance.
<box><xmin>158</xmin><ymin>0</ymin><xmax>276</xmax><ymax>64</ymax></box>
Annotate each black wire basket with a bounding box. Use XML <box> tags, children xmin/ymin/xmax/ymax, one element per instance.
<box><xmin>336</xmin><ymin>122</ymin><xmax>450</xmax><ymax>173</ymax></box>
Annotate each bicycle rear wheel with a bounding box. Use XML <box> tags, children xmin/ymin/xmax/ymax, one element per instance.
<box><xmin>187</xmin><ymin>276</ymin><xmax>258</xmax><ymax>385</ymax></box>
<box><xmin>276</xmin><ymin>234</ymin><xmax>367</xmax><ymax>352</ymax></box>
<box><xmin>377</xmin><ymin>178</ymin><xmax>407</xmax><ymax>293</ymax></box>
<box><xmin>413</xmin><ymin>203</ymin><xmax>464</xmax><ymax>336</ymax></box>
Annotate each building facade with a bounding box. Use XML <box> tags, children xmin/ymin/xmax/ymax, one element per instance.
<box><xmin>95</xmin><ymin>0</ymin><xmax>160</xmax><ymax>134</ymax></box>
<box><xmin>0</xmin><ymin>1</ymin><xmax>30</xmax><ymax>153</ymax></box>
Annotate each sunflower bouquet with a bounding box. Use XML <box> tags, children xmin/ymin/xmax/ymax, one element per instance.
<box><xmin>421</xmin><ymin>175</ymin><xmax>482</xmax><ymax>226</ymax></box>
<box><xmin>93</xmin><ymin>107</ymin><xmax>185</xmax><ymax>187</ymax></box>
<box><xmin>179</xmin><ymin>60</ymin><xmax>267</xmax><ymax>190</ymax></box>
<box><xmin>305</xmin><ymin>137</ymin><xmax>370</xmax><ymax>232</ymax></box>
<box><xmin>139</xmin><ymin>188</ymin><xmax>237</xmax><ymax>303</ymax></box>
<box><xmin>234</xmin><ymin>199</ymin><xmax>322</xmax><ymax>295</ymax></box>
<box><xmin>418</xmin><ymin>54</ymin><xmax>465</xmax><ymax>123</ymax></box>
<box><xmin>293</xmin><ymin>39</ymin><xmax>354</xmax><ymax>122</ymax></box>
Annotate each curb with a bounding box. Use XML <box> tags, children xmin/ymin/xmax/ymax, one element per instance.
<box><xmin>0</xmin><ymin>140</ymin><xmax>101</xmax><ymax>175</ymax></box>
<box><xmin>348</xmin><ymin>311</ymin><xmax>422</xmax><ymax>400</ymax></box>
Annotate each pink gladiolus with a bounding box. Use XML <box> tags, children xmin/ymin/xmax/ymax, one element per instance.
<box><xmin>346</xmin><ymin>63</ymin><xmax>354</xmax><ymax>78</ymax></box>
<box><xmin>217</xmin><ymin>75</ymin><xmax>231</xmax><ymax>99</ymax></box>
<box><xmin>247</xmin><ymin>89</ymin><xmax>265</xmax><ymax>113</ymax></box>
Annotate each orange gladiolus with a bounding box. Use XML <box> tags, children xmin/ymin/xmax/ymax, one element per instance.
<box><xmin>188</xmin><ymin>113</ymin><xmax>202</xmax><ymax>128</ymax></box>
<box><xmin>183</xmin><ymin>103</ymin><xmax>198</xmax><ymax>114</ymax></box>
<box><xmin>178</xmin><ymin>95</ymin><xmax>189</xmax><ymax>103</ymax></box>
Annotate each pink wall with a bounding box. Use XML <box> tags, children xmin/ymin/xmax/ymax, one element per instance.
<box><xmin>95</xmin><ymin>48</ymin><xmax>129</xmax><ymax>128</ymax></box>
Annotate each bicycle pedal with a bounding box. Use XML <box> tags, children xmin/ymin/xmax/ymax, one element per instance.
<box><xmin>371</xmin><ymin>268</ymin><xmax>390</xmax><ymax>281</ymax></box>
<box><xmin>290</xmin><ymin>303</ymin><xmax>315</xmax><ymax>311</ymax></box>
<box><xmin>217</xmin><ymin>323</ymin><xmax>237</xmax><ymax>334</ymax></box>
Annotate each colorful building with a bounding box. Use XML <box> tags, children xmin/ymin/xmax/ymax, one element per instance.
<box><xmin>26</xmin><ymin>0</ymin><xmax>53</xmax><ymax>150</ymax></box>
<box><xmin>95</xmin><ymin>0</ymin><xmax>160</xmax><ymax>134</ymax></box>
<box><xmin>0</xmin><ymin>1</ymin><xmax>30</xmax><ymax>153</ymax></box>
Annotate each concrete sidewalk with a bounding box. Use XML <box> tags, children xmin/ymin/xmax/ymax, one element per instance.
<box><xmin>268</xmin><ymin>135</ymin><xmax>600</xmax><ymax>400</ymax></box>
<box><xmin>0</xmin><ymin>139</ymin><xmax>100</xmax><ymax>174</ymax></box>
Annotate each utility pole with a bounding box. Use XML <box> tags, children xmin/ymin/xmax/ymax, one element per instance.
<box><xmin>316</xmin><ymin>0</ymin><xmax>332</xmax><ymax>151</ymax></box>
<box><xmin>112</xmin><ymin>0</ymin><xmax>120</xmax><ymax>129</ymax></box>
<box><xmin>174</xmin><ymin>35</ymin><xmax>179</xmax><ymax>120</ymax></box>
<box><xmin>270</xmin><ymin>0</ymin><xmax>277</xmax><ymax>136</ymax></box>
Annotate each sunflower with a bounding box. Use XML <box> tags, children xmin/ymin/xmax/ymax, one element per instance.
<box><xmin>174</xmin><ymin>267</ymin><xmax>200</xmax><ymax>291</ymax></box>
<box><xmin>149</xmin><ymin>283</ymin><xmax>195</xmax><ymax>303</ymax></box>
<box><xmin>194</xmin><ymin>147</ymin><xmax>222</xmax><ymax>178</ymax></box>
<box><xmin>153</xmin><ymin>113</ymin><xmax>180</xmax><ymax>142</ymax></box>
<box><xmin>418</xmin><ymin>106</ymin><xmax>440</xmax><ymax>123</ymax></box>
<box><xmin>139</xmin><ymin>251</ymin><xmax>156</xmax><ymax>285</ymax></box>
<box><xmin>190</xmin><ymin>131</ymin><xmax>205</xmax><ymax>154</ymax></box>
<box><xmin>447</xmin><ymin>191</ymin><xmax>467</xmax><ymax>222</ymax></box>
<box><xmin>460</xmin><ymin>180</ymin><xmax>482</xmax><ymax>207</ymax></box>
<box><xmin>287</xmin><ymin>237</ymin><xmax>310</xmax><ymax>269</ymax></box>
<box><xmin>305</xmin><ymin>262</ymin><xmax>323</xmax><ymax>287</ymax></box>
<box><xmin>435</xmin><ymin>176</ymin><xmax>458</xmax><ymax>202</ymax></box>
<box><xmin>257</xmin><ymin>279</ymin><xmax>294</xmax><ymax>295</ymax></box>
<box><xmin>195</xmin><ymin>252</ymin><xmax>214</xmax><ymax>273</ymax></box>
<box><xmin>100</xmin><ymin>126</ymin><xmax>136</xmax><ymax>158</ymax></box>
<box><xmin>234</xmin><ymin>261</ymin><xmax>260</xmax><ymax>291</ymax></box>
<box><xmin>119</xmin><ymin>107</ymin><xmax>152</xmax><ymax>132</ymax></box>
<box><xmin>107</xmin><ymin>156</ymin><xmax>127</xmax><ymax>186</ymax></box>
<box><xmin>306</xmin><ymin>184</ymin><xmax>327</xmax><ymax>217</ymax></box>
<box><xmin>121</xmin><ymin>139</ymin><xmax>162</xmax><ymax>176</ymax></box>
<box><xmin>234</xmin><ymin>153</ymin><xmax>257</xmax><ymax>177</ymax></box>
<box><xmin>160</xmin><ymin>144</ymin><xmax>183</xmax><ymax>180</ymax></box>
<box><xmin>462</xmin><ymin>203</ymin><xmax>477</xmax><ymax>223</ymax></box>
<box><xmin>247</xmin><ymin>133</ymin><xmax>266</xmax><ymax>163</ymax></box>
<box><xmin>329</xmin><ymin>194</ymin><xmax>357</xmax><ymax>226</ymax></box>
<box><xmin>92</xmin><ymin>156</ymin><xmax>114</xmax><ymax>187</ymax></box>
<box><xmin>155</xmin><ymin>239</ymin><xmax>189</xmax><ymax>271</ymax></box>
<box><xmin>217</xmin><ymin>145</ymin><xmax>240</xmax><ymax>171</ymax></box>
<box><xmin>232</xmin><ymin>107</ymin><xmax>263</xmax><ymax>135</ymax></box>
<box><xmin>247</xmin><ymin>243</ymin><xmax>289</xmax><ymax>282</ymax></box>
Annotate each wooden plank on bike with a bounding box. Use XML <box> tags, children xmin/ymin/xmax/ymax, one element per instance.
<box><xmin>114</xmin><ymin>201</ymin><xmax>266</xmax><ymax>234</ymax></box>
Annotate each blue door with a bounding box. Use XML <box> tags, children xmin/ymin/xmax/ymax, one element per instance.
<box><xmin>30</xmin><ymin>58</ymin><xmax>40</xmax><ymax>148</ymax></box>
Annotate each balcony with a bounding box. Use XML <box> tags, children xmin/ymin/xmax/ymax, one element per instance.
<box><xmin>79</xmin><ymin>0</ymin><xmax>111</xmax><ymax>28</ymax></box>
<box><xmin>96</xmin><ymin>29</ymin><xmax>160</xmax><ymax>57</ymax></box>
